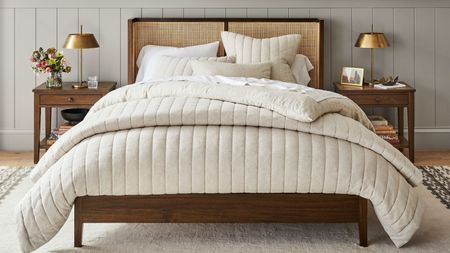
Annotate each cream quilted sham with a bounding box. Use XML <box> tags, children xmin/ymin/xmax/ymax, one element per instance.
<box><xmin>17</xmin><ymin>77</ymin><xmax>423</xmax><ymax>252</ymax></box>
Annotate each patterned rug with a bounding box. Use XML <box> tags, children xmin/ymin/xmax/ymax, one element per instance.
<box><xmin>0</xmin><ymin>166</ymin><xmax>32</xmax><ymax>201</ymax></box>
<box><xmin>419</xmin><ymin>166</ymin><xmax>450</xmax><ymax>209</ymax></box>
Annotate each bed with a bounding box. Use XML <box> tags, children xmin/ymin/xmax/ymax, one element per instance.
<box><xmin>16</xmin><ymin>18</ymin><xmax>424</xmax><ymax>252</ymax></box>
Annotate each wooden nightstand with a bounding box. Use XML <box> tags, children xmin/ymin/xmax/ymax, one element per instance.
<box><xmin>32</xmin><ymin>82</ymin><xmax>117</xmax><ymax>163</ymax></box>
<box><xmin>334</xmin><ymin>82</ymin><xmax>416</xmax><ymax>162</ymax></box>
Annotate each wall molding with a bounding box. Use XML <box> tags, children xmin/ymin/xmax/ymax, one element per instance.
<box><xmin>2</xmin><ymin>0</ymin><xmax>450</xmax><ymax>9</ymax></box>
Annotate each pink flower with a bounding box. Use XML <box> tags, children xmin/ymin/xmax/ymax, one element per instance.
<box><xmin>40</xmin><ymin>61</ymin><xmax>47</xmax><ymax>68</ymax></box>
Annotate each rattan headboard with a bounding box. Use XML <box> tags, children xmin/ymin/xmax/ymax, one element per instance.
<box><xmin>128</xmin><ymin>18</ymin><xmax>324</xmax><ymax>89</ymax></box>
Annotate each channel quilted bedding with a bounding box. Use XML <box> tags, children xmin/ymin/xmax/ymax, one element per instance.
<box><xmin>16</xmin><ymin>76</ymin><xmax>423</xmax><ymax>252</ymax></box>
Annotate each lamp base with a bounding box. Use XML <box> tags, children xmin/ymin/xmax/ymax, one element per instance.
<box><xmin>72</xmin><ymin>81</ymin><xmax>88</xmax><ymax>89</ymax></box>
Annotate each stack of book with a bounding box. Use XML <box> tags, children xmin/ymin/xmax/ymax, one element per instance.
<box><xmin>368</xmin><ymin>115</ymin><xmax>400</xmax><ymax>144</ymax></box>
<box><xmin>46</xmin><ymin>123</ymin><xmax>74</xmax><ymax>145</ymax></box>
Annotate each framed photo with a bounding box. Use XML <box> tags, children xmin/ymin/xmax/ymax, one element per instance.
<box><xmin>341</xmin><ymin>67</ymin><xmax>364</xmax><ymax>86</ymax></box>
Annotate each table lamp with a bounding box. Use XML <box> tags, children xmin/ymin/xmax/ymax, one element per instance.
<box><xmin>354</xmin><ymin>32</ymin><xmax>389</xmax><ymax>85</ymax></box>
<box><xmin>63</xmin><ymin>25</ymin><xmax>99</xmax><ymax>88</ymax></box>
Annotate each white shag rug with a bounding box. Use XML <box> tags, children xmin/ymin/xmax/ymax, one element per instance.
<box><xmin>1</xmin><ymin>172</ymin><xmax>449</xmax><ymax>253</ymax></box>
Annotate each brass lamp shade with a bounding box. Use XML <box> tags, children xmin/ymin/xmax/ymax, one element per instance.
<box><xmin>62</xmin><ymin>25</ymin><xmax>99</xmax><ymax>89</ymax></box>
<box><xmin>354</xmin><ymin>32</ymin><xmax>390</xmax><ymax>49</ymax></box>
<box><xmin>63</xmin><ymin>33</ymin><xmax>99</xmax><ymax>49</ymax></box>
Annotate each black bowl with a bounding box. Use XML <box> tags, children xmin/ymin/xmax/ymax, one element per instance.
<box><xmin>61</xmin><ymin>108</ymin><xmax>89</xmax><ymax>125</ymax></box>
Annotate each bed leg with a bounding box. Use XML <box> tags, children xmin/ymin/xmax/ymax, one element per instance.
<box><xmin>358</xmin><ymin>197</ymin><xmax>368</xmax><ymax>247</ymax></box>
<box><xmin>74</xmin><ymin>198</ymin><xmax>83</xmax><ymax>247</ymax></box>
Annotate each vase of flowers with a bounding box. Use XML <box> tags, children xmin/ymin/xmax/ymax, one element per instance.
<box><xmin>31</xmin><ymin>47</ymin><xmax>71</xmax><ymax>88</ymax></box>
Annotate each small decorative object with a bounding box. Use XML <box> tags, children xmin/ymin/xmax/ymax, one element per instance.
<box><xmin>354</xmin><ymin>28</ymin><xmax>390</xmax><ymax>85</ymax></box>
<box><xmin>61</xmin><ymin>108</ymin><xmax>89</xmax><ymax>125</ymax></box>
<box><xmin>87</xmin><ymin>75</ymin><xmax>98</xmax><ymax>89</ymax></box>
<box><xmin>63</xmin><ymin>25</ymin><xmax>100</xmax><ymax>89</ymax></box>
<box><xmin>341</xmin><ymin>67</ymin><xmax>364</xmax><ymax>86</ymax></box>
<box><xmin>30</xmin><ymin>47</ymin><xmax>72</xmax><ymax>88</ymax></box>
<box><xmin>378</xmin><ymin>76</ymin><xmax>399</xmax><ymax>86</ymax></box>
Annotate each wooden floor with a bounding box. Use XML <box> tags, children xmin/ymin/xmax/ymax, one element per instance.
<box><xmin>0</xmin><ymin>150</ymin><xmax>450</xmax><ymax>167</ymax></box>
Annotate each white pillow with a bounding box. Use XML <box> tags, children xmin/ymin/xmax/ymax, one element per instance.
<box><xmin>150</xmin><ymin>55</ymin><xmax>236</xmax><ymax>79</ymax></box>
<box><xmin>135</xmin><ymin>41</ymin><xmax>220</xmax><ymax>82</ymax></box>
<box><xmin>221</xmin><ymin>31</ymin><xmax>301</xmax><ymax>65</ymax></box>
<box><xmin>191</xmin><ymin>61</ymin><xmax>272</xmax><ymax>79</ymax></box>
<box><xmin>291</xmin><ymin>54</ymin><xmax>314</xmax><ymax>86</ymax></box>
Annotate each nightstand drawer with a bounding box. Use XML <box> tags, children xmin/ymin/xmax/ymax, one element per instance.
<box><xmin>347</xmin><ymin>94</ymin><xmax>408</xmax><ymax>106</ymax></box>
<box><xmin>40</xmin><ymin>94</ymin><xmax>102</xmax><ymax>105</ymax></box>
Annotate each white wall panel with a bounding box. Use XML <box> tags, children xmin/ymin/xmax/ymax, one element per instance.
<box><xmin>247</xmin><ymin>8</ymin><xmax>268</xmax><ymax>18</ymax></box>
<box><xmin>310</xmin><ymin>8</ymin><xmax>331</xmax><ymax>90</ymax></box>
<box><xmin>205</xmin><ymin>8</ymin><xmax>225</xmax><ymax>18</ymax></box>
<box><xmin>121</xmin><ymin>8</ymin><xmax>141</xmax><ymax>86</ymax></box>
<box><xmin>163</xmin><ymin>8</ymin><xmax>183</xmax><ymax>18</ymax></box>
<box><xmin>331</xmin><ymin>8</ymin><xmax>352</xmax><ymax>83</ymax></box>
<box><xmin>289</xmin><ymin>8</ymin><xmax>310</xmax><ymax>18</ymax></box>
<box><xmin>142</xmin><ymin>8</ymin><xmax>162</xmax><ymax>18</ymax></box>
<box><xmin>415</xmin><ymin>8</ymin><xmax>435</xmax><ymax>128</ymax></box>
<box><xmin>393</xmin><ymin>8</ymin><xmax>414</xmax><ymax>86</ymax></box>
<box><xmin>183</xmin><ymin>8</ymin><xmax>205</xmax><ymax>18</ymax></box>
<box><xmin>435</xmin><ymin>8</ymin><xmax>450</xmax><ymax>127</ymax></box>
<box><xmin>373</xmin><ymin>8</ymin><xmax>394</xmax><ymax>78</ymax></box>
<box><xmin>351</xmin><ymin>8</ymin><xmax>373</xmax><ymax>77</ymax></box>
<box><xmin>0</xmin><ymin>9</ymin><xmax>15</xmax><ymax>129</ymax></box>
<box><xmin>14</xmin><ymin>9</ymin><xmax>35</xmax><ymax>129</ymax></box>
<box><xmin>57</xmin><ymin>9</ymin><xmax>79</xmax><ymax>82</ymax></box>
<box><xmin>268</xmin><ymin>8</ymin><xmax>289</xmax><ymax>18</ymax></box>
<box><xmin>79</xmin><ymin>9</ymin><xmax>100</xmax><ymax>81</ymax></box>
<box><xmin>225</xmin><ymin>8</ymin><xmax>247</xmax><ymax>18</ymax></box>
<box><xmin>99</xmin><ymin>9</ymin><xmax>121</xmax><ymax>84</ymax></box>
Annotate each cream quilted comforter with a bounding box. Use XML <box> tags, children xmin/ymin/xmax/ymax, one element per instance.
<box><xmin>17</xmin><ymin>76</ymin><xmax>423</xmax><ymax>252</ymax></box>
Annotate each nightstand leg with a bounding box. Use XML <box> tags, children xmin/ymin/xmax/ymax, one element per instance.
<box><xmin>33</xmin><ymin>94</ymin><xmax>41</xmax><ymax>164</ymax></box>
<box><xmin>398</xmin><ymin>107</ymin><xmax>404</xmax><ymax>152</ymax></box>
<box><xmin>45</xmin><ymin>108</ymin><xmax>52</xmax><ymax>139</ymax></box>
<box><xmin>408</xmin><ymin>93</ymin><xmax>415</xmax><ymax>162</ymax></box>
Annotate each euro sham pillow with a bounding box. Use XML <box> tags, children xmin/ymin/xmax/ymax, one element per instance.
<box><xmin>191</xmin><ymin>61</ymin><xmax>271</xmax><ymax>79</ymax></box>
<box><xmin>221</xmin><ymin>31</ymin><xmax>301</xmax><ymax>66</ymax></box>
<box><xmin>135</xmin><ymin>41</ymin><xmax>220</xmax><ymax>82</ymax></box>
<box><xmin>150</xmin><ymin>55</ymin><xmax>236</xmax><ymax>79</ymax></box>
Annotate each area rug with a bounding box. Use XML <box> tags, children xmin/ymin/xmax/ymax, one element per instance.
<box><xmin>419</xmin><ymin>166</ymin><xmax>450</xmax><ymax>209</ymax></box>
<box><xmin>0</xmin><ymin>166</ymin><xmax>449</xmax><ymax>252</ymax></box>
<box><xmin>0</xmin><ymin>166</ymin><xmax>32</xmax><ymax>201</ymax></box>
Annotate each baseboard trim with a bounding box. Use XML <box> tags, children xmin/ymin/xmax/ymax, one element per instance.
<box><xmin>1</xmin><ymin>129</ymin><xmax>450</xmax><ymax>151</ymax></box>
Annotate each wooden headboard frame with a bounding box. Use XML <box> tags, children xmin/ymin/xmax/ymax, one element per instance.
<box><xmin>128</xmin><ymin>18</ymin><xmax>324</xmax><ymax>89</ymax></box>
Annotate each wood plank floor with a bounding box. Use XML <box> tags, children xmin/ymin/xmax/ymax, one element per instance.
<box><xmin>0</xmin><ymin>150</ymin><xmax>449</xmax><ymax>167</ymax></box>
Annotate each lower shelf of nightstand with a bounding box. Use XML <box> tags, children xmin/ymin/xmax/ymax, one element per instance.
<box><xmin>40</xmin><ymin>138</ymin><xmax>53</xmax><ymax>150</ymax></box>
<box><xmin>390</xmin><ymin>135</ymin><xmax>409</xmax><ymax>149</ymax></box>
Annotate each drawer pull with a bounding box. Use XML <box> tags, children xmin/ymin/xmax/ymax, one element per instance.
<box><xmin>67</xmin><ymin>97</ymin><xmax>74</xmax><ymax>102</ymax></box>
<box><xmin>374</xmin><ymin>97</ymin><xmax>382</xmax><ymax>102</ymax></box>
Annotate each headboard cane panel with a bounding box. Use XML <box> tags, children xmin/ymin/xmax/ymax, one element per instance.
<box><xmin>128</xmin><ymin>18</ymin><xmax>324</xmax><ymax>89</ymax></box>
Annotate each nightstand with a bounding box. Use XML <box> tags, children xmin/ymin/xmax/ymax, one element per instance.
<box><xmin>32</xmin><ymin>82</ymin><xmax>117</xmax><ymax>163</ymax></box>
<box><xmin>334</xmin><ymin>82</ymin><xmax>416</xmax><ymax>162</ymax></box>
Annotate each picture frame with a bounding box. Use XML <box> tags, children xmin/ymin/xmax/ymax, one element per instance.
<box><xmin>340</xmin><ymin>67</ymin><xmax>364</xmax><ymax>86</ymax></box>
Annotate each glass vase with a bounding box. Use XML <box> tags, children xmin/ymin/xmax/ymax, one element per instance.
<box><xmin>46</xmin><ymin>72</ymin><xmax>62</xmax><ymax>88</ymax></box>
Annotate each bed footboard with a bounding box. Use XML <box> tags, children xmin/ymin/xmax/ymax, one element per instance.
<box><xmin>74</xmin><ymin>194</ymin><xmax>368</xmax><ymax>247</ymax></box>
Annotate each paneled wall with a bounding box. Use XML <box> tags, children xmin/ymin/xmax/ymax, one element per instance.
<box><xmin>1</xmin><ymin>1</ymin><xmax>450</xmax><ymax>150</ymax></box>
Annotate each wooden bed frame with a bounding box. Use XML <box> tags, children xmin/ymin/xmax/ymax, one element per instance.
<box><xmin>74</xmin><ymin>18</ymin><xmax>368</xmax><ymax>248</ymax></box>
